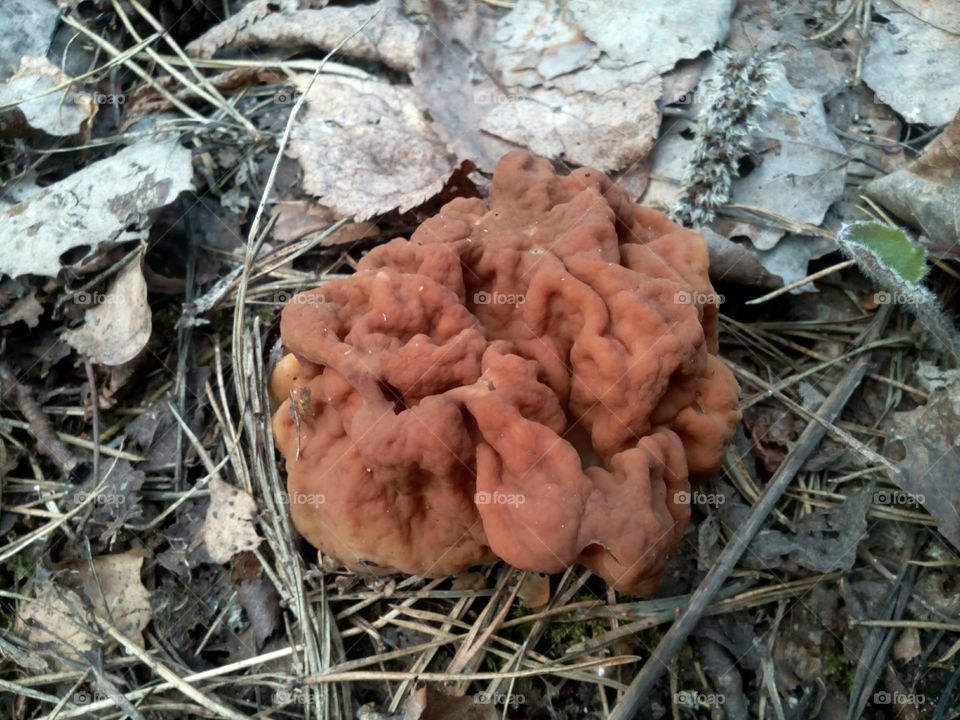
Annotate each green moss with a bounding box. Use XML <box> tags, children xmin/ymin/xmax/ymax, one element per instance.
<box><xmin>821</xmin><ymin>649</ymin><xmax>855</xmax><ymax>691</ymax></box>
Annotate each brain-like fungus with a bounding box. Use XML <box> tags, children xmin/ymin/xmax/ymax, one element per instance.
<box><xmin>270</xmin><ymin>151</ymin><xmax>741</xmax><ymax>594</ymax></box>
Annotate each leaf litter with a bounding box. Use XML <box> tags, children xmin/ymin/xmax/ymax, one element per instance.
<box><xmin>1</xmin><ymin>0</ymin><xmax>960</xmax><ymax>718</ymax></box>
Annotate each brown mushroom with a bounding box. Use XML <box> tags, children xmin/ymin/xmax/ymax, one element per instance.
<box><xmin>270</xmin><ymin>151</ymin><xmax>740</xmax><ymax>593</ymax></box>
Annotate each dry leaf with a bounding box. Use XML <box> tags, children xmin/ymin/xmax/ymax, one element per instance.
<box><xmin>517</xmin><ymin>572</ymin><xmax>551</xmax><ymax>609</ymax></box>
<box><xmin>186</xmin><ymin>0</ymin><xmax>419</xmax><ymax>72</ymax></box>
<box><xmin>726</xmin><ymin>64</ymin><xmax>847</xmax><ymax>250</ymax></box>
<box><xmin>865</xmin><ymin>110</ymin><xmax>960</xmax><ymax>246</ymax></box>
<box><xmin>204</xmin><ymin>477</ymin><xmax>261</xmax><ymax>563</ymax></box>
<box><xmin>863</xmin><ymin>0</ymin><xmax>960</xmax><ymax>127</ymax></box>
<box><xmin>0</xmin><ymin>290</ymin><xmax>43</xmax><ymax>328</ymax></box>
<box><xmin>288</xmin><ymin>75</ymin><xmax>455</xmax><ymax>220</ymax></box>
<box><xmin>18</xmin><ymin>551</ymin><xmax>152</xmax><ymax>660</ymax></box>
<box><xmin>74</xmin><ymin>551</ymin><xmax>152</xmax><ymax>644</ymax></box>
<box><xmin>413</xmin><ymin>0</ymin><xmax>662</xmax><ymax>173</ymax></box>
<box><xmin>0</xmin><ymin>137</ymin><xmax>193</xmax><ymax>278</ymax></box>
<box><xmin>450</xmin><ymin>572</ymin><xmax>487</xmax><ymax>591</ymax></box>
<box><xmin>63</xmin><ymin>249</ymin><xmax>151</xmax><ymax>366</ymax></box>
<box><xmin>889</xmin><ymin>0</ymin><xmax>960</xmax><ymax>33</ymax></box>
<box><xmin>568</xmin><ymin>0</ymin><xmax>735</xmax><ymax>73</ymax></box>
<box><xmin>893</xmin><ymin>627</ymin><xmax>922</xmax><ymax>662</ymax></box>
<box><xmin>272</xmin><ymin>201</ymin><xmax>379</xmax><ymax>246</ymax></box>
<box><xmin>0</xmin><ymin>56</ymin><xmax>96</xmax><ymax>137</ymax></box>
<box><xmin>644</xmin><ymin>61</ymin><xmax>846</xmax><ymax>257</ymax></box>
<box><xmin>886</xmin><ymin>364</ymin><xmax>960</xmax><ymax>552</ymax></box>
<box><xmin>17</xmin><ymin>582</ymin><xmax>95</xmax><ymax>659</ymax></box>
<box><xmin>0</xmin><ymin>0</ymin><xmax>60</xmax><ymax>82</ymax></box>
<box><xmin>404</xmin><ymin>684</ymin><xmax>498</xmax><ymax>720</ymax></box>
<box><xmin>701</xmin><ymin>227</ymin><xmax>782</xmax><ymax>288</ymax></box>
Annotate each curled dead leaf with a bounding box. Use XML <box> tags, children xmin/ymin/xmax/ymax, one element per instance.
<box><xmin>63</xmin><ymin>249</ymin><xmax>152</xmax><ymax>366</ymax></box>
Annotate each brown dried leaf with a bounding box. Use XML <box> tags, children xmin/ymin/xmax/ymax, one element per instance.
<box><xmin>886</xmin><ymin>364</ymin><xmax>960</xmax><ymax>551</ymax></box>
<box><xmin>186</xmin><ymin>0</ymin><xmax>419</xmax><ymax>72</ymax></box>
<box><xmin>18</xmin><ymin>551</ymin><xmax>152</xmax><ymax>660</ymax></box>
<box><xmin>893</xmin><ymin>627</ymin><xmax>922</xmax><ymax>662</ymax></box>
<box><xmin>866</xmin><ymin>110</ymin><xmax>960</xmax><ymax>247</ymax></box>
<box><xmin>203</xmin><ymin>477</ymin><xmax>262</xmax><ymax>563</ymax></box>
<box><xmin>63</xmin><ymin>249</ymin><xmax>151</xmax><ymax>366</ymax></box>
<box><xmin>517</xmin><ymin>572</ymin><xmax>551</xmax><ymax>609</ymax></box>
<box><xmin>272</xmin><ymin>201</ymin><xmax>379</xmax><ymax>246</ymax></box>
<box><xmin>288</xmin><ymin>75</ymin><xmax>455</xmax><ymax>220</ymax></box>
<box><xmin>404</xmin><ymin>684</ymin><xmax>498</xmax><ymax>720</ymax></box>
<box><xmin>0</xmin><ymin>290</ymin><xmax>42</xmax><ymax>328</ymax></box>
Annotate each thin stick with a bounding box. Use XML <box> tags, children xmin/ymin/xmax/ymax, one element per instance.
<box><xmin>103</xmin><ymin>624</ymin><xmax>248</xmax><ymax>720</ymax></box>
<box><xmin>745</xmin><ymin>259</ymin><xmax>856</xmax><ymax>305</ymax></box>
<box><xmin>0</xmin><ymin>362</ymin><xmax>77</xmax><ymax>473</ymax></box>
<box><xmin>83</xmin><ymin>360</ymin><xmax>100</xmax><ymax>485</ymax></box>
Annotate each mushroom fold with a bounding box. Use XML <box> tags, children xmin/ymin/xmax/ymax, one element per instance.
<box><xmin>271</xmin><ymin>151</ymin><xmax>740</xmax><ymax>594</ymax></box>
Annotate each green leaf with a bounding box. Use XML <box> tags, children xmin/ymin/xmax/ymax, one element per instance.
<box><xmin>837</xmin><ymin>221</ymin><xmax>928</xmax><ymax>285</ymax></box>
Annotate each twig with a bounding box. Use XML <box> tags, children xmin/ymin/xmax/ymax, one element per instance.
<box><xmin>0</xmin><ymin>361</ymin><xmax>77</xmax><ymax>473</ymax></box>
<box><xmin>83</xmin><ymin>361</ymin><xmax>100</xmax><ymax>486</ymax></box>
<box><xmin>608</xmin><ymin>305</ymin><xmax>893</xmax><ymax>719</ymax></box>
<box><xmin>103</xmin><ymin>624</ymin><xmax>248</xmax><ymax>720</ymax></box>
<box><xmin>745</xmin><ymin>259</ymin><xmax>856</xmax><ymax>305</ymax></box>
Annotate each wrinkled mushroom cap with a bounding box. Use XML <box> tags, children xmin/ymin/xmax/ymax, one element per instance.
<box><xmin>271</xmin><ymin>151</ymin><xmax>740</xmax><ymax>593</ymax></box>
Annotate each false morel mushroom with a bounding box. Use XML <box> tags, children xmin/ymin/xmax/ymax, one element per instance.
<box><xmin>270</xmin><ymin>151</ymin><xmax>740</xmax><ymax>594</ymax></box>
